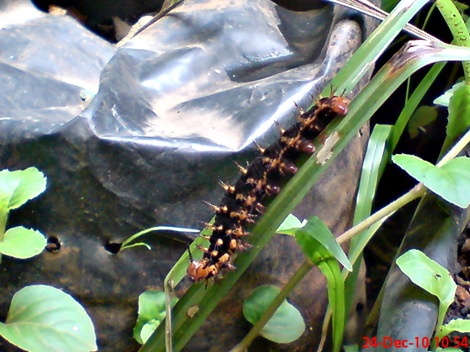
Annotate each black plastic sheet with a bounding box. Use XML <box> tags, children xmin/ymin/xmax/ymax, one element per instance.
<box><xmin>0</xmin><ymin>0</ymin><xmax>375</xmax><ymax>350</ymax></box>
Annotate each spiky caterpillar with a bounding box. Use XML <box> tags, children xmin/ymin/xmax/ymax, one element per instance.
<box><xmin>187</xmin><ymin>95</ymin><xmax>350</xmax><ymax>282</ymax></box>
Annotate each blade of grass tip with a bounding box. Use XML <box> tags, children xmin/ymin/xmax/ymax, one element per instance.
<box><xmin>349</xmin><ymin>124</ymin><xmax>393</xmax><ymax>257</ymax></box>
<box><xmin>331</xmin><ymin>0</ymin><xmax>438</xmax><ymax>41</ymax></box>
<box><xmin>329</xmin><ymin>0</ymin><xmax>440</xmax><ymax>94</ymax></box>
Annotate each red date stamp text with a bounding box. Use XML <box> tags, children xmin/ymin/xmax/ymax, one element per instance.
<box><xmin>362</xmin><ymin>336</ymin><xmax>469</xmax><ymax>349</ymax></box>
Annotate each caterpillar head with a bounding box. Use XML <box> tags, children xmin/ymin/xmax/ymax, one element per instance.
<box><xmin>325</xmin><ymin>96</ymin><xmax>350</xmax><ymax>116</ymax></box>
<box><xmin>187</xmin><ymin>260</ymin><xmax>218</xmax><ymax>282</ymax></box>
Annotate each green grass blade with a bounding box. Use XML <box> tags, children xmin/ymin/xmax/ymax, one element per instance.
<box><xmin>329</xmin><ymin>0</ymin><xmax>438</xmax><ymax>95</ymax></box>
<box><xmin>353</xmin><ymin>124</ymin><xmax>393</xmax><ymax>224</ymax></box>
<box><xmin>343</xmin><ymin>124</ymin><xmax>392</xmax><ymax>343</ymax></box>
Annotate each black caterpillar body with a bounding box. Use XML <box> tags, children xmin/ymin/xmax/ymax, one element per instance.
<box><xmin>187</xmin><ymin>95</ymin><xmax>350</xmax><ymax>281</ymax></box>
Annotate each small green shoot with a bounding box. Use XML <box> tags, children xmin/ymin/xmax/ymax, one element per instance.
<box><xmin>0</xmin><ymin>285</ymin><xmax>97</xmax><ymax>352</ymax></box>
<box><xmin>396</xmin><ymin>249</ymin><xmax>457</xmax><ymax>332</ymax></box>
<box><xmin>134</xmin><ymin>290</ymin><xmax>178</xmax><ymax>344</ymax></box>
<box><xmin>0</xmin><ymin>167</ymin><xmax>47</xmax><ymax>261</ymax></box>
<box><xmin>392</xmin><ymin>155</ymin><xmax>470</xmax><ymax>208</ymax></box>
<box><xmin>243</xmin><ymin>285</ymin><xmax>304</xmax><ymax>344</ymax></box>
<box><xmin>119</xmin><ymin>226</ymin><xmax>199</xmax><ymax>252</ymax></box>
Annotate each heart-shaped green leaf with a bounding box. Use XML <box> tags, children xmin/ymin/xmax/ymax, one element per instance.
<box><xmin>393</xmin><ymin>154</ymin><xmax>470</xmax><ymax>208</ymax></box>
<box><xmin>0</xmin><ymin>226</ymin><xmax>46</xmax><ymax>259</ymax></box>
<box><xmin>396</xmin><ymin>249</ymin><xmax>456</xmax><ymax>307</ymax></box>
<box><xmin>396</xmin><ymin>249</ymin><xmax>457</xmax><ymax>333</ymax></box>
<box><xmin>243</xmin><ymin>285</ymin><xmax>305</xmax><ymax>344</ymax></box>
<box><xmin>0</xmin><ymin>285</ymin><xmax>97</xmax><ymax>352</ymax></box>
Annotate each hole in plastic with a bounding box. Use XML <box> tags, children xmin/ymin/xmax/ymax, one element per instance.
<box><xmin>45</xmin><ymin>236</ymin><xmax>61</xmax><ymax>252</ymax></box>
<box><xmin>104</xmin><ymin>241</ymin><xmax>122</xmax><ymax>254</ymax></box>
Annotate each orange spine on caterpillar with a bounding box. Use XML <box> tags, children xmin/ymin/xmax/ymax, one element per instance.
<box><xmin>187</xmin><ymin>94</ymin><xmax>350</xmax><ymax>282</ymax></box>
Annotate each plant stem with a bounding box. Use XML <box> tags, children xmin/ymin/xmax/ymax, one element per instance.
<box><xmin>338</xmin><ymin>126</ymin><xmax>470</xmax><ymax>246</ymax></box>
<box><xmin>229</xmin><ymin>260</ymin><xmax>313</xmax><ymax>352</ymax></box>
<box><xmin>165</xmin><ymin>280</ymin><xmax>174</xmax><ymax>352</ymax></box>
<box><xmin>337</xmin><ymin>183</ymin><xmax>425</xmax><ymax>245</ymax></box>
<box><xmin>434</xmin><ymin>0</ymin><xmax>470</xmax><ymax>82</ymax></box>
<box><xmin>437</xmin><ymin>127</ymin><xmax>470</xmax><ymax>166</ymax></box>
<box><xmin>0</xmin><ymin>208</ymin><xmax>8</xmax><ymax>241</ymax></box>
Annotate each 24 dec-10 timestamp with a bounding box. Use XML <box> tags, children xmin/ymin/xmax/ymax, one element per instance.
<box><xmin>362</xmin><ymin>336</ymin><xmax>469</xmax><ymax>349</ymax></box>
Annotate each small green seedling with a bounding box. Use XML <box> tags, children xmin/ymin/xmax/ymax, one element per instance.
<box><xmin>243</xmin><ymin>285</ymin><xmax>304</xmax><ymax>344</ymax></box>
<box><xmin>134</xmin><ymin>290</ymin><xmax>178</xmax><ymax>344</ymax></box>
<box><xmin>396</xmin><ymin>250</ymin><xmax>457</xmax><ymax>341</ymax></box>
<box><xmin>119</xmin><ymin>226</ymin><xmax>199</xmax><ymax>252</ymax></box>
<box><xmin>0</xmin><ymin>285</ymin><xmax>97</xmax><ymax>352</ymax></box>
<box><xmin>0</xmin><ymin>167</ymin><xmax>47</xmax><ymax>261</ymax></box>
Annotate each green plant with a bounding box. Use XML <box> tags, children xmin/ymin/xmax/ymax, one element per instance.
<box><xmin>396</xmin><ymin>250</ymin><xmax>458</xmax><ymax>339</ymax></box>
<box><xmin>0</xmin><ymin>167</ymin><xmax>47</xmax><ymax>261</ymax></box>
<box><xmin>0</xmin><ymin>168</ymin><xmax>98</xmax><ymax>352</ymax></box>
<box><xmin>396</xmin><ymin>250</ymin><xmax>470</xmax><ymax>350</ymax></box>
<box><xmin>139</xmin><ymin>0</ymin><xmax>470</xmax><ymax>351</ymax></box>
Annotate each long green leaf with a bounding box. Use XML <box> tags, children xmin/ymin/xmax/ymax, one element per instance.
<box><xmin>295</xmin><ymin>218</ymin><xmax>347</xmax><ymax>352</ymax></box>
